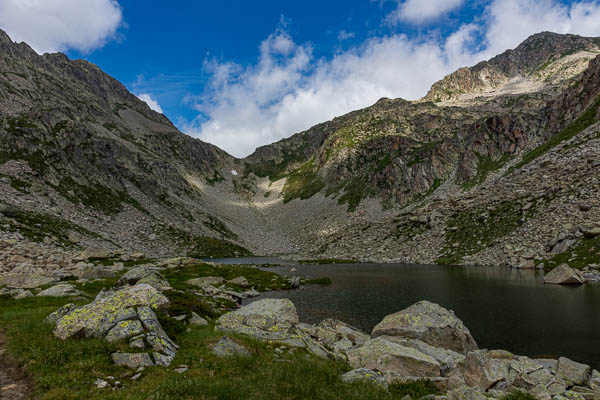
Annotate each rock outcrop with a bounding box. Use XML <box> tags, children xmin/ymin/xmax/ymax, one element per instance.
<box><xmin>50</xmin><ymin>284</ymin><xmax>178</xmax><ymax>367</ymax></box>
<box><xmin>371</xmin><ymin>300</ymin><xmax>478</xmax><ymax>354</ymax></box>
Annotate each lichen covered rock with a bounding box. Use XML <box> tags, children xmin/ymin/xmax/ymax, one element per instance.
<box><xmin>53</xmin><ymin>284</ymin><xmax>168</xmax><ymax>340</ymax></box>
<box><xmin>371</xmin><ymin>301</ymin><xmax>478</xmax><ymax>354</ymax></box>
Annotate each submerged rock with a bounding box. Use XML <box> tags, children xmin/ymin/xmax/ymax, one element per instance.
<box><xmin>544</xmin><ymin>264</ymin><xmax>585</xmax><ymax>285</ymax></box>
<box><xmin>371</xmin><ymin>300</ymin><xmax>478</xmax><ymax>354</ymax></box>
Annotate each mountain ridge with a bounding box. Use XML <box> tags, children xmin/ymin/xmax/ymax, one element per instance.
<box><xmin>0</xmin><ymin>29</ymin><xmax>598</xmax><ymax>271</ymax></box>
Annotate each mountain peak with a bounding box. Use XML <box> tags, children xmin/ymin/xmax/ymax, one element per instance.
<box><xmin>423</xmin><ymin>31</ymin><xmax>600</xmax><ymax>104</ymax></box>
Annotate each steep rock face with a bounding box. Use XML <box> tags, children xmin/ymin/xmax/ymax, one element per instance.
<box><xmin>236</xmin><ymin>32</ymin><xmax>600</xmax><ymax>267</ymax></box>
<box><xmin>242</xmin><ymin>33</ymin><xmax>600</xmax><ymax>214</ymax></box>
<box><xmin>0</xmin><ymin>30</ymin><xmax>253</xmax><ymax>257</ymax></box>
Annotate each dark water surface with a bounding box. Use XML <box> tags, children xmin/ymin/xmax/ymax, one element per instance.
<box><xmin>247</xmin><ymin>263</ymin><xmax>600</xmax><ymax>369</ymax></box>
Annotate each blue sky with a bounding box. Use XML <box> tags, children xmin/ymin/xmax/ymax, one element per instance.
<box><xmin>1</xmin><ymin>0</ymin><xmax>600</xmax><ymax>156</ymax></box>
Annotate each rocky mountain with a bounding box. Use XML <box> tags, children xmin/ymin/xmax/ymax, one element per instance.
<box><xmin>0</xmin><ymin>29</ymin><xmax>599</xmax><ymax>271</ymax></box>
<box><xmin>0</xmin><ymin>29</ymin><xmax>252</xmax><ymax>260</ymax></box>
<box><xmin>239</xmin><ymin>31</ymin><xmax>600</xmax><ymax>268</ymax></box>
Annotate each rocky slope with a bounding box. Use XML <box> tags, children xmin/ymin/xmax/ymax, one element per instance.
<box><xmin>0</xmin><ymin>29</ymin><xmax>599</xmax><ymax>269</ymax></box>
<box><xmin>0</xmin><ymin>29</ymin><xmax>254</xmax><ymax>259</ymax></box>
<box><xmin>237</xmin><ymin>32</ymin><xmax>600</xmax><ymax>268</ymax></box>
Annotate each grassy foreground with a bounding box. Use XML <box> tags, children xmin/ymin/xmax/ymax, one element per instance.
<box><xmin>0</xmin><ymin>262</ymin><xmax>531</xmax><ymax>399</ymax></box>
<box><xmin>0</xmin><ymin>296</ymin><xmax>437</xmax><ymax>400</ymax></box>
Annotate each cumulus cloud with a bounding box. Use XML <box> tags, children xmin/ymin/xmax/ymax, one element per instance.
<box><xmin>483</xmin><ymin>0</ymin><xmax>600</xmax><ymax>57</ymax></box>
<box><xmin>185</xmin><ymin>0</ymin><xmax>600</xmax><ymax>157</ymax></box>
<box><xmin>0</xmin><ymin>0</ymin><xmax>123</xmax><ymax>54</ymax></box>
<box><xmin>136</xmin><ymin>93</ymin><xmax>164</xmax><ymax>114</ymax></box>
<box><xmin>387</xmin><ymin>0</ymin><xmax>464</xmax><ymax>24</ymax></box>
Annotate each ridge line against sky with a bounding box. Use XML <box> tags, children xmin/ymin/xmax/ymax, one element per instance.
<box><xmin>1</xmin><ymin>0</ymin><xmax>600</xmax><ymax>157</ymax></box>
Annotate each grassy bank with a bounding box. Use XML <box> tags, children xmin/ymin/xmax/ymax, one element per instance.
<box><xmin>0</xmin><ymin>296</ymin><xmax>437</xmax><ymax>400</ymax></box>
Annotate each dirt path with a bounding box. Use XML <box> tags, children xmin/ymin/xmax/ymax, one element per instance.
<box><xmin>0</xmin><ymin>331</ymin><xmax>32</xmax><ymax>400</ymax></box>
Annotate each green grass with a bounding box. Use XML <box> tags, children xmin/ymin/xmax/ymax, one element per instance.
<box><xmin>188</xmin><ymin>237</ymin><xmax>252</xmax><ymax>259</ymax></box>
<box><xmin>336</xmin><ymin>175</ymin><xmax>372</xmax><ymax>212</ymax></box>
<box><xmin>304</xmin><ymin>277</ymin><xmax>333</xmax><ymax>285</ymax></box>
<box><xmin>500</xmin><ymin>391</ymin><xmax>537</xmax><ymax>400</ymax></box>
<box><xmin>50</xmin><ymin>177</ymin><xmax>145</xmax><ymax>216</ymax></box>
<box><xmin>388</xmin><ymin>380</ymin><xmax>439</xmax><ymax>398</ymax></box>
<box><xmin>162</xmin><ymin>263</ymin><xmax>292</xmax><ymax>292</ymax></box>
<box><xmin>511</xmin><ymin>96</ymin><xmax>600</xmax><ymax>172</ymax></box>
<box><xmin>436</xmin><ymin>201</ymin><xmax>536</xmax><ymax>265</ymax></box>
<box><xmin>205</xmin><ymin>170</ymin><xmax>225</xmax><ymax>185</ymax></box>
<box><xmin>298</xmin><ymin>259</ymin><xmax>360</xmax><ymax>265</ymax></box>
<box><xmin>394</xmin><ymin>221</ymin><xmax>427</xmax><ymax>240</ymax></box>
<box><xmin>535</xmin><ymin>235</ymin><xmax>600</xmax><ymax>270</ymax></box>
<box><xmin>282</xmin><ymin>159</ymin><xmax>325</xmax><ymax>203</ymax></box>
<box><xmin>463</xmin><ymin>154</ymin><xmax>510</xmax><ymax>190</ymax></box>
<box><xmin>0</xmin><ymin>208</ymin><xmax>96</xmax><ymax>247</ymax></box>
<box><xmin>202</xmin><ymin>216</ymin><xmax>238</xmax><ymax>241</ymax></box>
<box><xmin>0</xmin><ymin>297</ymin><xmax>417</xmax><ymax>400</ymax></box>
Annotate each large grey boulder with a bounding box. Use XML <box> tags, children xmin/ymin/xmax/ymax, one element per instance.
<box><xmin>211</xmin><ymin>337</ymin><xmax>250</xmax><ymax>357</ymax></box>
<box><xmin>556</xmin><ymin>357</ymin><xmax>591</xmax><ymax>385</ymax></box>
<box><xmin>216</xmin><ymin>299</ymin><xmax>301</xmax><ymax>345</ymax></box>
<box><xmin>187</xmin><ymin>277</ymin><xmax>225</xmax><ymax>287</ymax></box>
<box><xmin>371</xmin><ymin>301</ymin><xmax>478</xmax><ymax>354</ymax></box>
<box><xmin>346</xmin><ymin>337</ymin><xmax>441</xmax><ymax>378</ymax></box>
<box><xmin>0</xmin><ymin>273</ymin><xmax>58</xmax><ymax>289</ymax></box>
<box><xmin>341</xmin><ymin>368</ymin><xmax>387</xmax><ymax>387</ymax></box>
<box><xmin>448</xmin><ymin>350</ymin><xmax>511</xmax><ymax>391</ymax></box>
<box><xmin>53</xmin><ymin>284</ymin><xmax>168</xmax><ymax>340</ymax></box>
<box><xmin>382</xmin><ymin>336</ymin><xmax>465</xmax><ymax>372</ymax></box>
<box><xmin>228</xmin><ymin>276</ymin><xmax>250</xmax><ymax>288</ymax></box>
<box><xmin>544</xmin><ymin>264</ymin><xmax>585</xmax><ymax>285</ymax></box>
<box><xmin>111</xmin><ymin>353</ymin><xmax>154</xmax><ymax>369</ymax></box>
<box><xmin>37</xmin><ymin>283</ymin><xmax>80</xmax><ymax>297</ymax></box>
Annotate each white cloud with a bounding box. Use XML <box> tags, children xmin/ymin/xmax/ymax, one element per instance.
<box><xmin>0</xmin><ymin>0</ymin><xmax>123</xmax><ymax>54</ymax></box>
<box><xmin>387</xmin><ymin>0</ymin><xmax>464</xmax><ymax>24</ymax></box>
<box><xmin>338</xmin><ymin>30</ymin><xmax>356</xmax><ymax>41</ymax></box>
<box><xmin>136</xmin><ymin>93</ymin><xmax>164</xmax><ymax>114</ymax></box>
<box><xmin>483</xmin><ymin>0</ymin><xmax>600</xmax><ymax>57</ymax></box>
<box><xmin>185</xmin><ymin>0</ymin><xmax>600</xmax><ymax>158</ymax></box>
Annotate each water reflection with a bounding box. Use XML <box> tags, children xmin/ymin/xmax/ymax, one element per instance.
<box><xmin>247</xmin><ymin>263</ymin><xmax>600</xmax><ymax>369</ymax></box>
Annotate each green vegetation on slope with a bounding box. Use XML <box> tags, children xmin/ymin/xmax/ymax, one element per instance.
<box><xmin>463</xmin><ymin>154</ymin><xmax>510</xmax><ymax>190</ymax></box>
<box><xmin>436</xmin><ymin>200</ymin><xmax>537</xmax><ymax>265</ymax></box>
<box><xmin>298</xmin><ymin>258</ymin><xmax>360</xmax><ymax>265</ymax></box>
<box><xmin>336</xmin><ymin>175</ymin><xmax>372</xmax><ymax>212</ymax></box>
<box><xmin>51</xmin><ymin>177</ymin><xmax>146</xmax><ymax>216</ymax></box>
<box><xmin>165</xmin><ymin>227</ymin><xmax>252</xmax><ymax>259</ymax></box>
<box><xmin>535</xmin><ymin>235</ymin><xmax>600</xmax><ymax>270</ymax></box>
<box><xmin>512</xmin><ymin>96</ymin><xmax>600</xmax><ymax>171</ymax></box>
<box><xmin>162</xmin><ymin>263</ymin><xmax>291</xmax><ymax>292</ymax></box>
<box><xmin>0</xmin><ymin>208</ymin><xmax>98</xmax><ymax>246</ymax></box>
<box><xmin>500</xmin><ymin>391</ymin><xmax>537</xmax><ymax>400</ymax></box>
<box><xmin>282</xmin><ymin>158</ymin><xmax>325</xmax><ymax>203</ymax></box>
